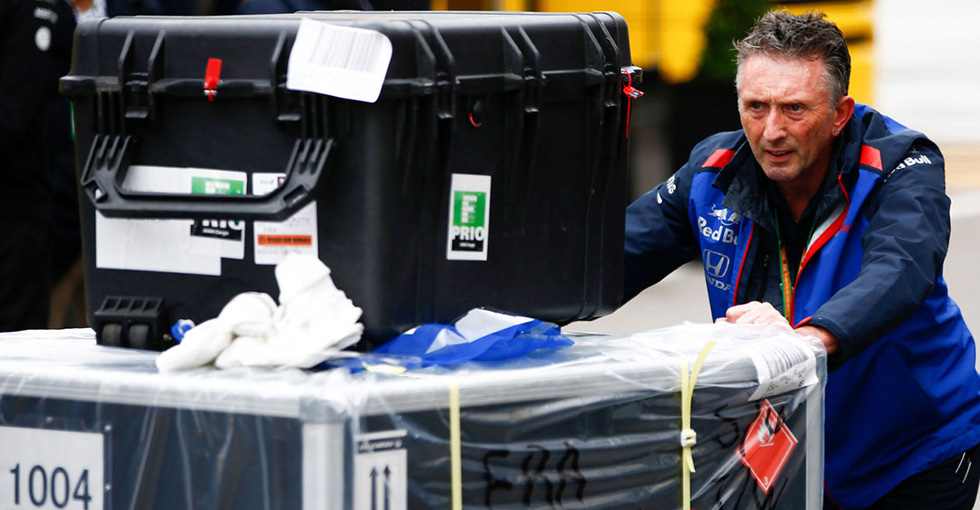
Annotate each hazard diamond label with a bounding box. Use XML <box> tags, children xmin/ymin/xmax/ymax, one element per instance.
<box><xmin>738</xmin><ymin>399</ymin><xmax>798</xmax><ymax>493</ymax></box>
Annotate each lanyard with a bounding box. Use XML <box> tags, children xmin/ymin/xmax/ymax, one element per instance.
<box><xmin>773</xmin><ymin>209</ymin><xmax>814</xmax><ymax>323</ymax></box>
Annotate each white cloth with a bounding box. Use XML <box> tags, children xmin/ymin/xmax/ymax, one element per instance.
<box><xmin>156</xmin><ymin>254</ymin><xmax>363</xmax><ymax>372</ymax></box>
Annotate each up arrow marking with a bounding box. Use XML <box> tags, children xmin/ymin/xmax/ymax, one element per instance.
<box><xmin>384</xmin><ymin>465</ymin><xmax>392</xmax><ymax>510</ymax></box>
<box><xmin>370</xmin><ymin>467</ymin><xmax>378</xmax><ymax>510</ymax></box>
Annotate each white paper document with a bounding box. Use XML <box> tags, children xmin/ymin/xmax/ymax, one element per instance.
<box><xmin>746</xmin><ymin>338</ymin><xmax>820</xmax><ymax>401</ymax></box>
<box><xmin>286</xmin><ymin>18</ymin><xmax>392</xmax><ymax>103</ymax></box>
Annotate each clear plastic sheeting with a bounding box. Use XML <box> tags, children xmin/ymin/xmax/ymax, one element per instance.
<box><xmin>0</xmin><ymin>323</ymin><xmax>825</xmax><ymax>509</ymax></box>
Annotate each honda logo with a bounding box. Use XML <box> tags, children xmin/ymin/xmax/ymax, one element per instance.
<box><xmin>703</xmin><ymin>250</ymin><xmax>731</xmax><ymax>279</ymax></box>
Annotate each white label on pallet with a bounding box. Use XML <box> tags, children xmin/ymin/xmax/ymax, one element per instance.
<box><xmin>0</xmin><ymin>426</ymin><xmax>105</xmax><ymax>510</ymax></box>
<box><xmin>287</xmin><ymin>18</ymin><xmax>392</xmax><ymax>103</ymax></box>
<box><xmin>96</xmin><ymin>165</ymin><xmax>247</xmax><ymax>275</ymax></box>
<box><xmin>447</xmin><ymin>174</ymin><xmax>492</xmax><ymax>261</ymax></box>
<box><xmin>252</xmin><ymin>173</ymin><xmax>319</xmax><ymax>265</ymax></box>
<box><xmin>354</xmin><ymin>430</ymin><xmax>407</xmax><ymax>510</ymax></box>
<box><xmin>746</xmin><ymin>336</ymin><xmax>819</xmax><ymax>401</ymax></box>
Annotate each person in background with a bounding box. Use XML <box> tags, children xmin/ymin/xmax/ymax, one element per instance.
<box><xmin>44</xmin><ymin>0</ymin><xmax>86</xmax><ymax>329</ymax></box>
<box><xmin>624</xmin><ymin>10</ymin><xmax>980</xmax><ymax>510</ymax></box>
<box><xmin>0</xmin><ymin>0</ymin><xmax>63</xmax><ymax>332</ymax></box>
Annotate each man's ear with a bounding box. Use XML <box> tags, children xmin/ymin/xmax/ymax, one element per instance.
<box><xmin>834</xmin><ymin>95</ymin><xmax>856</xmax><ymax>134</ymax></box>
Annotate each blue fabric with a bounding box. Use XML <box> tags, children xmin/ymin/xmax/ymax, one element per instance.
<box><xmin>374</xmin><ymin>316</ymin><xmax>573</xmax><ymax>367</ymax></box>
<box><xmin>625</xmin><ymin>104</ymin><xmax>980</xmax><ymax>509</ymax></box>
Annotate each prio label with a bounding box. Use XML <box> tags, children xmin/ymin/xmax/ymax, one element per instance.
<box><xmin>447</xmin><ymin>174</ymin><xmax>491</xmax><ymax>261</ymax></box>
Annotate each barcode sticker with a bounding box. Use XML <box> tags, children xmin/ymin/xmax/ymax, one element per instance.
<box><xmin>287</xmin><ymin>18</ymin><xmax>392</xmax><ymax>103</ymax></box>
<box><xmin>746</xmin><ymin>338</ymin><xmax>819</xmax><ymax>401</ymax></box>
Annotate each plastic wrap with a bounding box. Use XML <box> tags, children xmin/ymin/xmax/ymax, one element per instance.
<box><xmin>0</xmin><ymin>323</ymin><xmax>825</xmax><ymax>509</ymax></box>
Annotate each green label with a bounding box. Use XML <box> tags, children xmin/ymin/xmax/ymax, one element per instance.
<box><xmin>191</xmin><ymin>177</ymin><xmax>244</xmax><ymax>195</ymax></box>
<box><xmin>453</xmin><ymin>191</ymin><xmax>486</xmax><ymax>227</ymax></box>
<box><xmin>447</xmin><ymin>174</ymin><xmax>491</xmax><ymax>261</ymax></box>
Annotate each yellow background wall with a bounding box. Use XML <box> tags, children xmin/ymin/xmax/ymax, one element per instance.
<box><xmin>431</xmin><ymin>0</ymin><xmax>874</xmax><ymax>104</ymax></box>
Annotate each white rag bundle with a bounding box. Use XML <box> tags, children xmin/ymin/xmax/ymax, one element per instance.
<box><xmin>155</xmin><ymin>254</ymin><xmax>363</xmax><ymax>372</ymax></box>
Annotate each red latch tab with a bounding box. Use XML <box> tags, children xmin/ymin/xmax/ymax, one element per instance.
<box><xmin>623</xmin><ymin>84</ymin><xmax>644</xmax><ymax>99</ymax></box>
<box><xmin>622</xmin><ymin>71</ymin><xmax>644</xmax><ymax>100</ymax></box>
<box><xmin>621</xmin><ymin>70</ymin><xmax>644</xmax><ymax>138</ymax></box>
<box><xmin>204</xmin><ymin>58</ymin><xmax>222</xmax><ymax>102</ymax></box>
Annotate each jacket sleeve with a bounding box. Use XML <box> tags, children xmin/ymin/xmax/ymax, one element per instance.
<box><xmin>623</xmin><ymin>163</ymin><xmax>701</xmax><ymax>302</ymax></box>
<box><xmin>806</xmin><ymin>144</ymin><xmax>950</xmax><ymax>361</ymax></box>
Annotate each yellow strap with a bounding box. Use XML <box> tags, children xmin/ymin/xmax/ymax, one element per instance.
<box><xmin>448</xmin><ymin>380</ymin><xmax>462</xmax><ymax>510</ymax></box>
<box><xmin>680</xmin><ymin>341</ymin><xmax>717</xmax><ymax>510</ymax></box>
<box><xmin>366</xmin><ymin>366</ymin><xmax>463</xmax><ymax>510</ymax></box>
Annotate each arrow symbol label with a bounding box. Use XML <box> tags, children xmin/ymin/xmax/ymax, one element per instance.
<box><xmin>355</xmin><ymin>431</ymin><xmax>408</xmax><ymax>510</ymax></box>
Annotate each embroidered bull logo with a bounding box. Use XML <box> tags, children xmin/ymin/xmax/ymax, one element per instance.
<box><xmin>709</xmin><ymin>204</ymin><xmax>741</xmax><ymax>226</ymax></box>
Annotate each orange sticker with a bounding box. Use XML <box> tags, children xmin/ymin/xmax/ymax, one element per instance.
<box><xmin>257</xmin><ymin>235</ymin><xmax>313</xmax><ymax>246</ymax></box>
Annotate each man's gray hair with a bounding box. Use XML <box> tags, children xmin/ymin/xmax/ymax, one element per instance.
<box><xmin>735</xmin><ymin>10</ymin><xmax>851</xmax><ymax>104</ymax></box>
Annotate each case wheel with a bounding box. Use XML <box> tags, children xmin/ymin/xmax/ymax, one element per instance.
<box><xmin>128</xmin><ymin>324</ymin><xmax>151</xmax><ymax>350</ymax></box>
<box><xmin>102</xmin><ymin>323</ymin><xmax>123</xmax><ymax>347</ymax></box>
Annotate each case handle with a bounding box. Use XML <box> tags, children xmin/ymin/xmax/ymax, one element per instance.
<box><xmin>80</xmin><ymin>134</ymin><xmax>332</xmax><ymax>221</ymax></box>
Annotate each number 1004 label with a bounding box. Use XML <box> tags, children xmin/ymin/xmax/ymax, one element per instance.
<box><xmin>1</xmin><ymin>426</ymin><xmax>104</xmax><ymax>510</ymax></box>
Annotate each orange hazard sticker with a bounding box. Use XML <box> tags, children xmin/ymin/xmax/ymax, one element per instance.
<box><xmin>738</xmin><ymin>399</ymin><xmax>798</xmax><ymax>493</ymax></box>
<box><xmin>257</xmin><ymin>235</ymin><xmax>313</xmax><ymax>246</ymax></box>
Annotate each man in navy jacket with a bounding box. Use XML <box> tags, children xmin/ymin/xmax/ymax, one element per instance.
<box><xmin>625</xmin><ymin>10</ymin><xmax>980</xmax><ymax>509</ymax></box>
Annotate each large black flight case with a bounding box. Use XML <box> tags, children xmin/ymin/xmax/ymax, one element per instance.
<box><xmin>61</xmin><ymin>11</ymin><xmax>640</xmax><ymax>349</ymax></box>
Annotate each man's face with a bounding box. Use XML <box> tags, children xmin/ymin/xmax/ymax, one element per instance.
<box><xmin>737</xmin><ymin>54</ymin><xmax>850</xmax><ymax>192</ymax></box>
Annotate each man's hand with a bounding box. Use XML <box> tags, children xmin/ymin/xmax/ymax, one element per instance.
<box><xmin>717</xmin><ymin>301</ymin><xmax>789</xmax><ymax>326</ymax></box>
<box><xmin>794</xmin><ymin>324</ymin><xmax>839</xmax><ymax>354</ymax></box>
<box><xmin>718</xmin><ymin>301</ymin><xmax>839</xmax><ymax>354</ymax></box>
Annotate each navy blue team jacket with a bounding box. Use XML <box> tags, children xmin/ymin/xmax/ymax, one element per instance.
<box><xmin>625</xmin><ymin>104</ymin><xmax>980</xmax><ymax>508</ymax></box>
